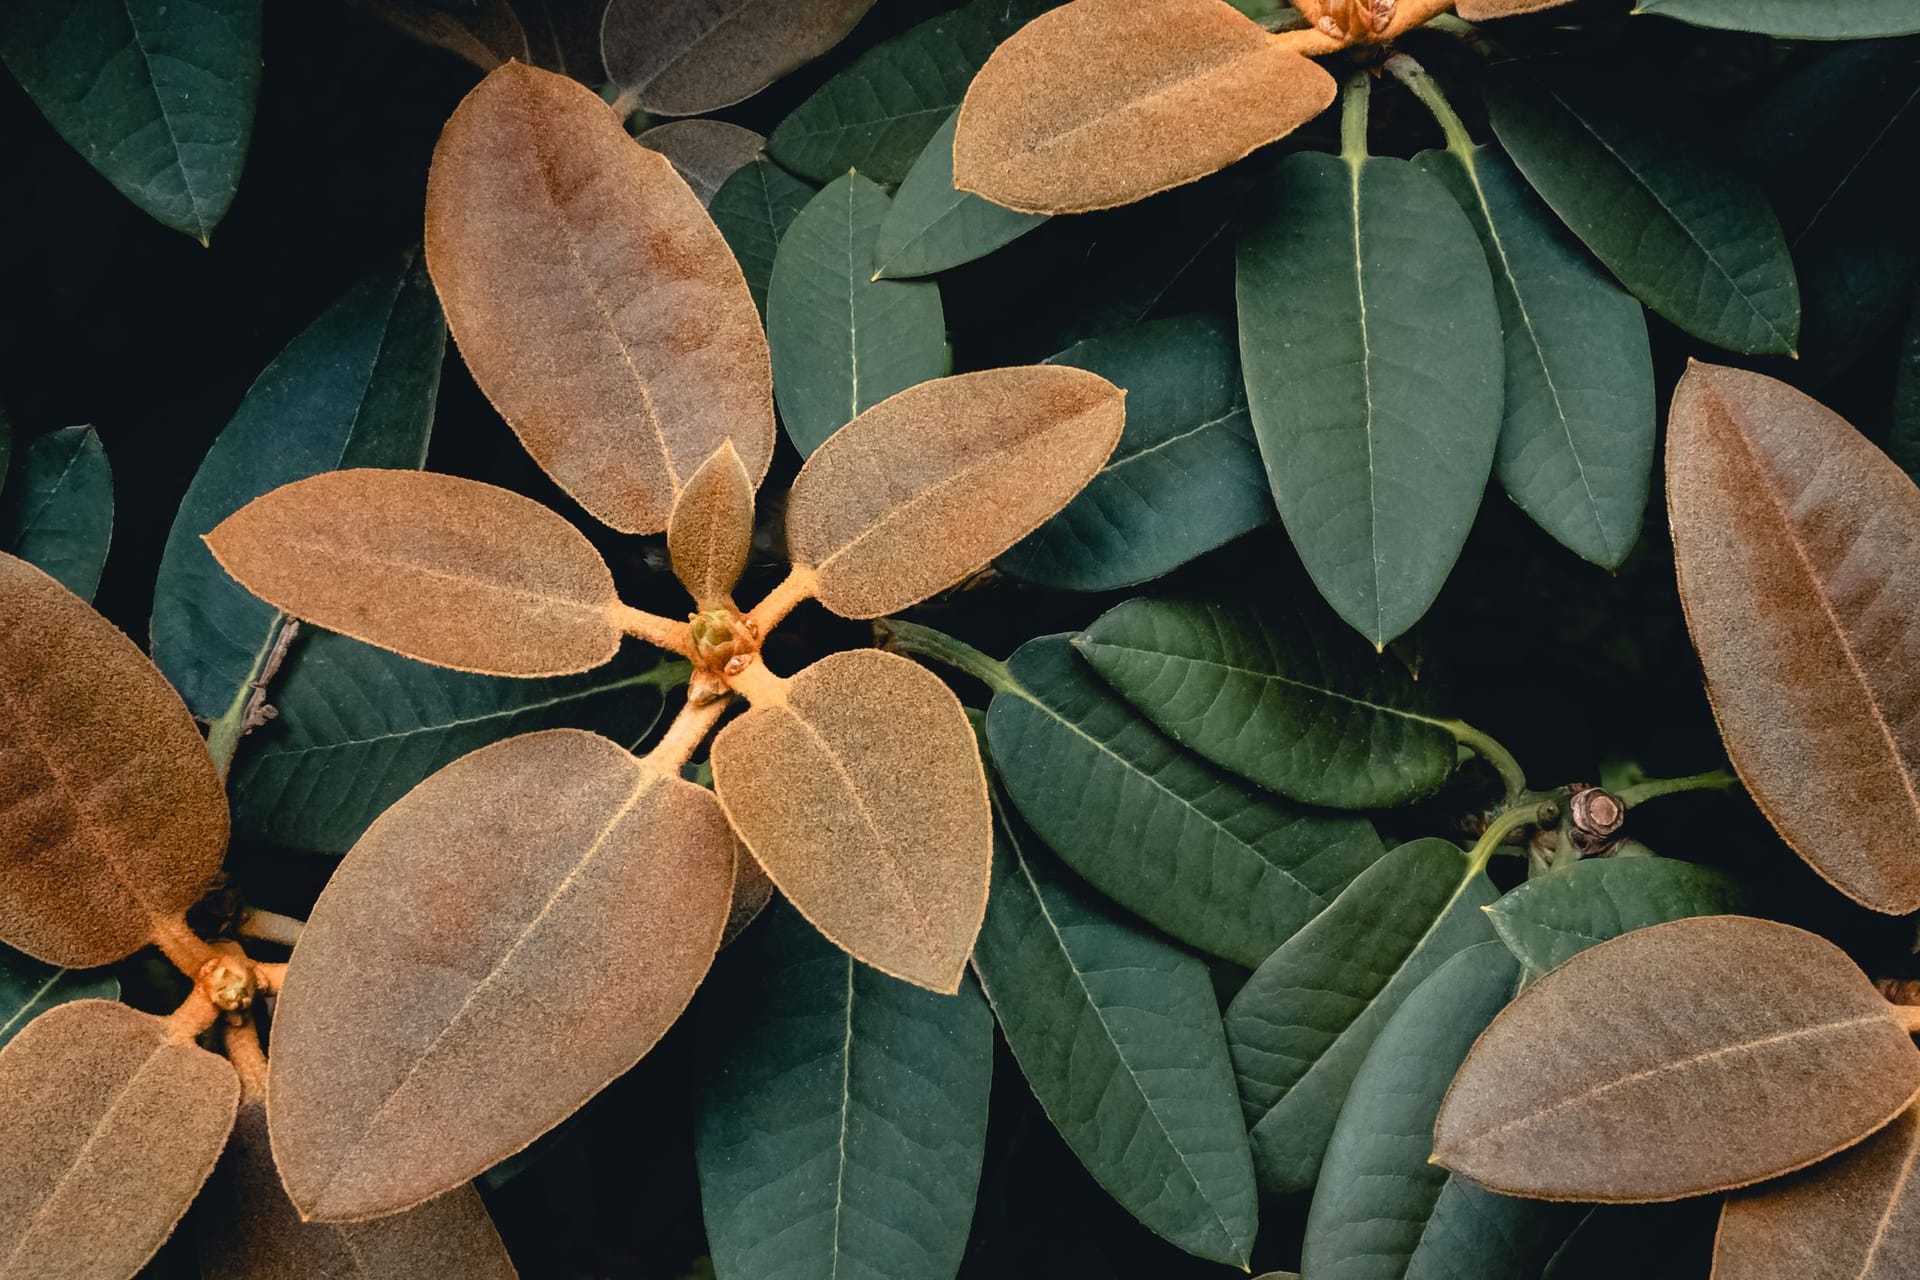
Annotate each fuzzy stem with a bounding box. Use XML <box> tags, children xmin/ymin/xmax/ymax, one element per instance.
<box><xmin>1617</xmin><ymin>769</ymin><xmax>1739</xmax><ymax>809</ymax></box>
<box><xmin>1383</xmin><ymin>52</ymin><xmax>1474</xmax><ymax>153</ymax></box>
<box><xmin>612</xmin><ymin>603</ymin><xmax>692</xmax><ymax>656</ymax></box>
<box><xmin>1891</xmin><ymin>1001</ymin><xmax>1920</xmax><ymax>1037</ymax></box>
<box><xmin>224</xmin><ymin>1015</ymin><xmax>270</xmax><ymax>1103</ymax></box>
<box><xmin>1341</xmin><ymin>70</ymin><xmax>1372</xmax><ymax>166</ymax></box>
<box><xmin>237</xmin><ymin>908</ymin><xmax>305</xmax><ymax>949</ymax></box>
<box><xmin>639</xmin><ymin>695</ymin><xmax>734</xmax><ymax>774</ymax></box>
<box><xmin>721</xmin><ymin>658</ymin><xmax>789</xmax><ymax>707</ymax></box>
<box><xmin>1440</xmin><ymin>719</ymin><xmax>1530</xmax><ymax>803</ymax></box>
<box><xmin>163</xmin><ymin>987</ymin><xmax>222</xmax><ymax>1044</ymax></box>
<box><xmin>743</xmin><ymin>565</ymin><xmax>819</xmax><ymax>639</ymax></box>
<box><xmin>876</xmin><ymin>620</ymin><xmax>1020</xmax><ymax>696</ymax></box>
<box><xmin>251</xmin><ymin>962</ymin><xmax>288</xmax><ymax>995</ymax></box>
<box><xmin>150</xmin><ymin>913</ymin><xmax>219</xmax><ymax>979</ymax></box>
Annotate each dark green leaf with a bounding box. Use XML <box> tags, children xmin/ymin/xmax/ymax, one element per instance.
<box><xmin>985</xmin><ymin>635</ymin><xmax>1384</xmax><ymax>968</ymax></box>
<box><xmin>1225</xmin><ymin>837</ymin><xmax>1497</xmax><ymax>1193</ymax></box>
<box><xmin>1636</xmin><ymin>0</ymin><xmax>1920</xmax><ymax>38</ymax></box>
<box><xmin>1237</xmin><ymin>152</ymin><xmax>1504</xmax><ymax>646</ymax></box>
<box><xmin>1305</xmin><ymin>943</ymin><xmax>1580</xmax><ymax>1280</ymax></box>
<box><xmin>151</xmin><ymin>251</ymin><xmax>445</xmax><ymax>725</ymax></box>
<box><xmin>1485</xmin><ymin>62</ymin><xmax>1800</xmax><ymax>356</ymax></box>
<box><xmin>1895</xmin><ymin>298</ymin><xmax>1920</xmax><ymax>484</ymax></box>
<box><xmin>229</xmin><ymin>632</ymin><xmax>679</xmax><ymax>853</ymax></box>
<box><xmin>999</xmin><ymin>316</ymin><xmax>1270</xmax><ymax>591</ymax></box>
<box><xmin>696</xmin><ymin>901</ymin><xmax>991</xmax><ymax>1280</ymax></box>
<box><xmin>1</xmin><ymin>426</ymin><xmax>112</xmax><ymax>601</ymax></box>
<box><xmin>873</xmin><ymin>110</ymin><xmax>1046</xmax><ymax>279</ymax></box>
<box><xmin>0</xmin><ymin>0</ymin><xmax>262</xmax><ymax>240</ymax></box>
<box><xmin>709</xmin><ymin>157</ymin><xmax>815</xmax><ymax>318</ymax></box>
<box><xmin>767</xmin><ymin>172</ymin><xmax>948</xmax><ymax>456</ymax></box>
<box><xmin>1415</xmin><ymin>145</ymin><xmax>1654</xmax><ymax>570</ymax></box>
<box><xmin>1077</xmin><ymin>597</ymin><xmax>1460</xmax><ymax>809</ymax></box>
<box><xmin>972</xmin><ymin>810</ymin><xmax>1258</xmax><ymax>1267</ymax></box>
<box><xmin>0</xmin><ymin>945</ymin><xmax>118</xmax><ymax>1050</ymax></box>
<box><xmin>1487</xmin><ymin>856</ymin><xmax>1752</xmax><ymax>977</ymax></box>
<box><xmin>0</xmin><ymin>403</ymin><xmax>10</xmax><ymax>498</ymax></box>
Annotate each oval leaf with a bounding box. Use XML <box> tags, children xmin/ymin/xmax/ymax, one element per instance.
<box><xmin>1</xmin><ymin>425</ymin><xmax>112</xmax><ymax>601</ymax></box>
<box><xmin>1238</xmin><ymin>150</ymin><xmax>1504</xmax><ymax>646</ymax></box>
<box><xmin>0</xmin><ymin>553</ymin><xmax>228</xmax><ymax>967</ymax></box>
<box><xmin>1668</xmin><ymin>363</ymin><xmax>1920</xmax><ymax>913</ymax></box>
<box><xmin>709</xmin><ymin>158</ymin><xmax>815</xmax><ymax>317</ymax></box>
<box><xmin>268</xmin><ymin>729</ymin><xmax>737</xmax><ymax>1220</ymax></box>
<box><xmin>205</xmin><ymin>469</ymin><xmax>626</xmax><ymax>679</ymax></box>
<box><xmin>0</xmin><ymin>1000</ymin><xmax>238</xmax><ymax>1280</ymax></box>
<box><xmin>767</xmin><ymin>172</ymin><xmax>950</xmax><ymax>457</ymax></box>
<box><xmin>637</xmin><ymin>119</ymin><xmax>766</xmax><ymax>205</ymax></box>
<box><xmin>710</xmin><ymin>648</ymin><xmax>989</xmax><ymax>993</ymax></box>
<box><xmin>1487</xmin><ymin>856</ymin><xmax>1752</xmax><ymax>977</ymax></box>
<box><xmin>786</xmin><ymin>366</ymin><xmax>1123</xmax><ymax>618</ymax></box>
<box><xmin>0</xmin><ymin>945</ymin><xmax>117</xmax><ymax>1051</ymax></box>
<box><xmin>426</xmin><ymin>62</ymin><xmax>774</xmax><ymax>534</ymax></box>
<box><xmin>347</xmin><ymin>0</ymin><xmax>528</xmax><ymax>72</ymax></box>
<box><xmin>873</xmin><ymin>109</ymin><xmax>1048</xmax><ymax>280</ymax></box>
<box><xmin>952</xmin><ymin>0</ymin><xmax>1335</xmax><ymax>214</ymax></box>
<box><xmin>696</xmin><ymin>901</ymin><xmax>991</xmax><ymax>1280</ymax></box>
<box><xmin>1434</xmin><ymin>915</ymin><xmax>1920</xmax><ymax>1201</ymax></box>
<box><xmin>1637</xmin><ymin>0</ymin><xmax>1920</xmax><ymax>38</ymax></box>
<box><xmin>602</xmin><ymin>0</ymin><xmax>878</xmax><ymax>117</ymax></box>
<box><xmin>668</xmin><ymin>441</ymin><xmax>755</xmax><ymax>609</ymax></box>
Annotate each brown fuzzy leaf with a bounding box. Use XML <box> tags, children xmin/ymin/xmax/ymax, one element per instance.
<box><xmin>720</xmin><ymin>852</ymin><xmax>775</xmax><ymax>948</ymax></box>
<box><xmin>205</xmin><ymin>469</ymin><xmax>627</xmax><ymax>678</ymax></box>
<box><xmin>1668</xmin><ymin>362</ymin><xmax>1920</xmax><ymax>913</ymax></box>
<box><xmin>638</xmin><ymin>119</ymin><xmax>767</xmax><ymax>206</ymax></box>
<box><xmin>668</xmin><ymin>440</ymin><xmax>755</xmax><ymax>610</ymax></box>
<box><xmin>426</xmin><ymin>62</ymin><xmax>774</xmax><ymax>534</ymax></box>
<box><xmin>1455</xmin><ymin>0</ymin><xmax>1574</xmax><ymax>17</ymax></box>
<box><xmin>602</xmin><ymin>0</ymin><xmax>878</xmax><ymax>117</ymax></box>
<box><xmin>0</xmin><ymin>1000</ymin><xmax>238</xmax><ymax>1280</ymax></box>
<box><xmin>785</xmin><ymin>366</ymin><xmax>1124</xmax><ymax>619</ymax></box>
<box><xmin>709</xmin><ymin>649</ymin><xmax>990</xmax><ymax>993</ymax></box>
<box><xmin>0</xmin><ymin>553</ymin><xmax>227</xmax><ymax>967</ymax></box>
<box><xmin>1714</xmin><ymin>1104</ymin><xmax>1920</xmax><ymax>1280</ymax></box>
<box><xmin>951</xmin><ymin>0</ymin><xmax>1337</xmax><ymax>214</ymax></box>
<box><xmin>198</xmin><ymin>1104</ymin><xmax>517</xmax><ymax>1280</ymax></box>
<box><xmin>267</xmin><ymin>730</ymin><xmax>736</xmax><ymax>1220</ymax></box>
<box><xmin>1434</xmin><ymin>916</ymin><xmax>1920</xmax><ymax>1202</ymax></box>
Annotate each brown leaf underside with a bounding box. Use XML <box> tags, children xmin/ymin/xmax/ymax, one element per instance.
<box><xmin>667</xmin><ymin>439</ymin><xmax>756</xmax><ymax>610</ymax></box>
<box><xmin>637</xmin><ymin>120</ymin><xmax>768</xmax><ymax>207</ymax></box>
<box><xmin>602</xmin><ymin>0</ymin><xmax>878</xmax><ymax>116</ymax></box>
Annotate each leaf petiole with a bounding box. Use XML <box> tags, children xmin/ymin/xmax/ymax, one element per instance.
<box><xmin>612</xmin><ymin>603</ymin><xmax>694</xmax><ymax>655</ymax></box>
<box><xmin>874</xmin><ymin>619</ymin><xmax>1020</xmax><ymax>696</ymax></box>
<box><xmin>1441</xmin><ymin>718</ymin><xmax>1530</xmax><ymax>802</ymax></box>
<box><xmin>743</xmin><ymin>564</ymin><xmax>819</xmax><ymax>638</ymax></box>
<box><xmin>639</xmin><ymin>694</ymin><xmax>735</xmax><ymax>776</ymax></box>
<box><xmin>1616</xmin><ymin>769</ymin><xmax>1739</xmax><ymax>809</ymax></box>
<box><xmin>1383</xmin><ymin>52</ymin><xmax>1474</xmax><ymax>156</ymax></box>
<box><xmin>1466</xmin><ymin>800</ymin><xmax>1545</xmax><ymax>875</ymax></box>
<box><xmin>1340</xmin><ymin>69</ymin><xmax>1372</xmax><ymax>167</ymax></box>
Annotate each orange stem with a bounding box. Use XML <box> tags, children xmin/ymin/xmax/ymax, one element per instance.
<box><xmin>150</xmin><ymin>913</ymin><xmax>219</xmax><ymax>979</ymax></box>
<box><xmin>611</xmin><ymin>603</ymin><xmax>693</xmax><ymax>656</ymax></box>
<box><xmin>163</xmin><ymin>987</ymin><xmax>222</xmax><ymax>1044</ymax></box>
<box><xmin>639</xmin><ymin>695</ymin><xmax>732</xmax><ymax>777</ymax></box>
<box><xmin>1891</xmin><ymin>1001</ymin><xmax>1920</xmax><ymax>1036</ymax></box>
<box><xmin>224</xmin><ymin>1015</ymin><xmax>270</xmax><ymax>1103</ymax></box>
<box><xmin>743</xmin><ymin>565</ymin><xmax>819</xmax><ymax>639</ymax></box>
<box><xmin>237</xmin><ymin>908</ymin><xmax>304</xmax><ymax>949</ymax></box>
<box><xmin>722</xmin><ymin>656</ymin><xmax>789</xmax><ymax>707</ymax></box>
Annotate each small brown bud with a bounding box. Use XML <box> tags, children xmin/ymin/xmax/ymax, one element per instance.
<box><xmin>197</xmin><ymin>954</ymin><xmax>257</xmax><ymax>1013</ymax></box>
<box><xmin>1570</xmin><ymin>787</ymin><xmax>1625</xmax><ymax>838</ymax></box>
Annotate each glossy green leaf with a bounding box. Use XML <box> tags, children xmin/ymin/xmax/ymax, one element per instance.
<box><xmin>1078</xmin><ymin>597</ymin><xmax>1461</xmax><ymax>809</ymax></box>
<box><xmin>972</xmin><ymin>810</ymin><xmax>1258</xmax><ymax>1267</ymax></box>
<box><xmin>985</xmin><ymin>635</ymin><xmax>1384</xmax><ymax>969</ymax></box>
<box><xmin>1636</xmin><ymin>0</ymin><xmax>1920</xmax><ymax>37</ymax></box>
<box><xmin>766</xmin><ymin>1</ymin><xmax>998</xmax><ymax>184</ymax></box>
<box><xmin>1895</xmin><ymin>298</ymin><xmax>1920</xmax><ymax>485</ymax></box>
<box><xmin>999</xmin><ymin>316</ymin><xmax>1271</xmax><ymax>592</ymax></box>
<box><xmin>1</xmin><ymin>426</ymin><xmax>112</xmax><ymax>601</ymax></box>
<box><xmin>1485</xmin><ymin>62</ymin><xmax>1800</xmax><ymax>356</ymax></box>
<box><xmin>230</xmin><ymin>632</ymin><xmax>677</xmax><ymax>853</ymax></box>
<box><xmin>1487</xmin><ymin>856</ymin><xmax>1752</xmax><ymax>977</ymax></box>
<box><xmin>1237</xmin><ymin>151</ymin><xmax>1504</xmax><ymax>647</ymax></box>
<box><xmin>1415</xmin><ymin>144</ymin><xmax>1654</xmax><ymax>569</ymax></box>
<box><xmin>767</xmin><ymin>172</ymin><xmax>948</xmax><ymax>457</ymax></box>
<box><xmin>0</xmin><ymin>945</ymin><xmax>118</xmax><ymax>1050</ymax></box>
<box><xmin>1225</xmin><ymin>837</ymin><xmax>1498</xmax><ymax>1193</ymax></box>
<box><xmin>696</xmin><ymin>901</ymin><xmax>991</xmax><ymax>1280</ymax></box>
<box><xmin>151</xmin><ymin>252</ymin><xmax>445</xmax><ymax>724</ymax></box>
<box><xmin>0</xmin><ymin>0</ymin><xmax>261</xmax><ymax>240</ymax></box>
<box><xmin>873</xmin><ymin>109</ymin><xmax>1046</xmax><ymax>279</ymax></box>
<box><xmin>1305</xmin><ymin>943</ymin><xmax>1580</xmax><ymax>1280</ymax></box>
<box><xmin>709</xmin><ymin>157</ymin><xmax>815</xmax><ymax>318</ymax></box>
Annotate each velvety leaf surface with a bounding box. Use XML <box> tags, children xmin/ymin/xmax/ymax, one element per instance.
<box><xmin>1</xmin><ymin>425</ymin><xmax>112</xmax><ymax>601</ymax></box>
<box><xmin>1238</xmin><ymin>151</ymin><xmax>1504</xmax><ymax>646</ymax></box>
<box><xmin>767</xmin><ymin>173</ymin><xmax>949</xmax><ymax>457</ymax></box>
<box><xmin>696</xmin><ymin>902</ymin><xmax>992</xmax><ymax>1280</ymax></box>
<box><xmin>1487</xmin><ymin>856</ymin><xmax>1751</xmax><ymax>976</ymax></box>
<box><xmin>972</xmin><ymin>815</ymin><xmax>1259</xmax><ymax>1266</ymax></box>
<box><xmin>152</xmin><ymin>251</ymin><xmax>444</xmax><ymax>723</ymax></box>
<box><xmin>952</xmin><ymin>0</ymin><xmax>1335</xmax><ymax>214</ymax></box>
<box><xmin>1434</xmin><ymin>916</ymin><xmax>1920</xmax><ymax>1201</ymax></box>
<box><xmin>1078</xmin><ymin>597</ymin><xmax>1460</xmax><ymax>809</ymax></box>
<box><xmin>1454</xmin><ymin>0</ymin><xmax>1575</xmax><ymax>13</ymax></box>
<box><xmin>709</xmin><ymin>158</ymin><xmax>814</xmax><ymax>317</ymax></box>
<box><xmin>1485</xmin><ymin>62</ymin><xmax>1800</xmax><ymax>355</ymax></box>
<box><xmin>1637</xmin><ymin>0</ymin><xmax>1920</xmax><ymax>37</ymax></box>
<box><xmin>1415</xmin><ymin>145</ymin><xmax>1654</xmax><ymax>569</ymax></box>
<box><xmin>710</xmin><ymin>649</ymin><xmax>989</xmax><ymax>993</ymax></box>
<box><xmin>0</xmin><ymin>946</ymin><xmax>118</xmax><ymax>1050</ymax></box>
<box><xmin>1714</xmin><ymin>1104</ymin><xmax>1920</xmax><ymax>1280</ymax></box>
<box><xmin>1226</xmin><ymin>838</ymin><xmax>1498</xmax><ymax>1193</ymax></box>
<box><xmin>425</xmin><ymin>62</ymin><xmax>774</xmax><ymax>534</ymax></box>
<box><xmin>230</xmin><ymin>633</ymin><xmax>672</xmax><ymax>853</ymax></box>
<box><xmin>637</xmin><ymin>119</ymin><xmax>766</xmax><ymax>206</ymax></box>
<box><xmin>1000</xmin><ymin>316</ymin><xmax>1270</xmax><ymax>591</ymax></box>
<box><xmin>873</xmin><ymin>110</ymin><xmax>1046</xmax><ymax>279</ymax></box>
<box><xmin>668</xmin><ymin>440</ymin><xmax>755</xmax><ymax>609</ymax></box>
<box><xmin>1667</xmin><ymin>363</ymin><xmax>1920</xmax><ymax>913</ymax></box>
<box><xmin>985</xmin><ymin>635</ymin><xmax>1384</xmax><ymax>968</ymax></box>
<box><xmin>0</xmin><ymin>1000</ymin><xmax>238</xmax><ymax>1280</ymax></box>
<box><xmin>0</xmin><ymin>553</ymin><xmax>228</xmax><ymax>967</ymax></box>
<box><xmin>1305</xmin><ymin>943</ymin><xmax>1579</xmax><ymax>1280</ymax></box>
<box><xmin>785</xmin><ymin>366</ymin><xmax>1123</xmax><ymax>618</ymax></box>
<box><xmin>601</xmin><ymin>0</ymin><xmax>877</xmax><ymax>117</ymax></box>
<box><xmin>205</xmin><ymin>469</ymin><xmax>627</xmax><ymax>679</ymax></box>
<box><xmin>268</xmin><ymin>730</ymin><xmax>737</xmax><ymax>1220</ymax></box>
<box><xmin>0</xmin><ymin>0</ymin><xmax>261</xmax><ymax>240</ymax></box>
